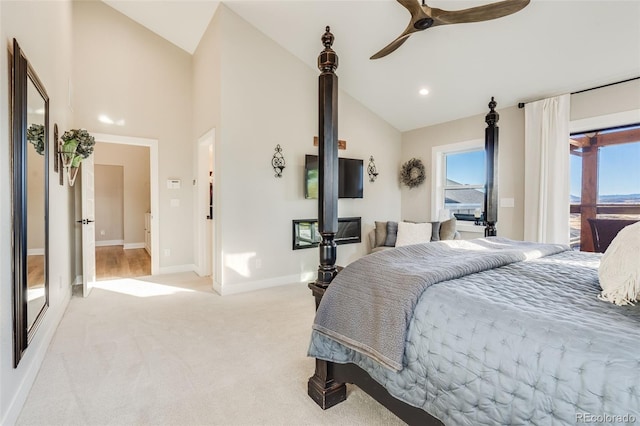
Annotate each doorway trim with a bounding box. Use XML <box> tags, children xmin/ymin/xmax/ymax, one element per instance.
<box><xmin>196</xmin><ymin>128</ymin><xmax>215</xmax><ymax>278</ymax></box>
<box><xmin>91</xmin><ymin>132</ymin><xmax>159</xmax><ymax>275</ymax></box>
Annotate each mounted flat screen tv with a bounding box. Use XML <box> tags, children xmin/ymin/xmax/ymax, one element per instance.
<box><xmin>304</xmin><ymin>154</ymin><xmax>364</xmax><ymax>199</ymax></box>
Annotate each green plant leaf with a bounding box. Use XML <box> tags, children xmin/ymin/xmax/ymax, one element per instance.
<box><xmin>61</xmin><ymin>139</ymin><xmax>79</xmax><ymax>154</ymax></box>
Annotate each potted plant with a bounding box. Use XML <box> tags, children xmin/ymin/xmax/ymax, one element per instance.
<box><xmin>60</xmin><ymin>128</ymin><xmax>95</xmax><ymax>185</ymax></box>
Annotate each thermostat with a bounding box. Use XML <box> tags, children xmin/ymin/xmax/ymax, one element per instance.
<box><xmin>167</xmin><ymin>179</ymin><xmax>181</xmax><ymax>189</ymax></box>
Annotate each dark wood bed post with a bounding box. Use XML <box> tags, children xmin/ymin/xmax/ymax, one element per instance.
<box><xmin>484</xmin><ymin>97</ymin><xmax>499</xmax><ymax>237</ymax></box>
<box><xmin>307</xmin><ymin>26</ymin><xmax>348</xmax><ymax>409</ymax></box>
<box><xmin>315</xmin><ymin>26</ymin><xmax>339</xmax><ymax>289</ymax></box>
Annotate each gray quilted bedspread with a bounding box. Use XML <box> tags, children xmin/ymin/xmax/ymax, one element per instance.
<box><xmin>313</xmin><ymin>238</ymin><xmax>567</xmax><ymax>371</ymax></box>
<box><xmin>308</xmin><ymin>249</ymin><xmax>640</xmax><ymax>425</ymax></box>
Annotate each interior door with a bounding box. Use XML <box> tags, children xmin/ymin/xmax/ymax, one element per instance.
<box><xmin>197</xmin><ymin>131</ymin><xmax>214</xmax><ymax>277</ymax></box>
<box><xmin>80</xmin><ymin>155</ymin><xmax>96</xmax><ymax>297</ymax></box>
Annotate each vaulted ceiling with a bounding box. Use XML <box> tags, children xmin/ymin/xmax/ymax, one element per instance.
<box><xmin>102</xmin><ymin>1</ymin><xmax>640</xmax><ymax>131</ymax></box>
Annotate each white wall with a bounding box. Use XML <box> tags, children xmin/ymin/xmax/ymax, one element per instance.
<box><xmin>94</xmin><ymin>143</ymin><xmax>150</xmax><ymax>246</ymax></box>
<box><xmin>94</xmin><ymin>164</ymin><xmax>125</xmax><ymax>244</ymax></box>
<box><xmin>72</xmin><ymin>1</ymin><xmax>193</xmax><ymax>270</ymax></box>
<box><xmin>0</xmin><ymin>2</ymin><xmax>74</xmax><ymax>424</ymax></box>
<box><xmin>401</xmin><ymin>80</ymin><xmax>640</xmax><ymax>241</ymax></box>
<box><xmin>571</xmin><ymin>79</ymin><xmax>640</xmax><ymax>122</ymax></box>
<box><xmin>192</xmin><ymin>7</ymin><xmax>222</xmax><ymax>285</ymax></box>
<box><xmin>194</xmin><ymin>5</ymin><xmax>402</xmax><ymax>294</ymax></box>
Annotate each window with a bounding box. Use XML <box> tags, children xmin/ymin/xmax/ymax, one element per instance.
<box><xmin>432</xmin><ymin>139</ymin><xmax>485</xmax><ymax>229</ymax></box>
<box><xmin>569</xmin><ymin>124</ymin><xmax>640</xmax><ymax>251</ymax></box>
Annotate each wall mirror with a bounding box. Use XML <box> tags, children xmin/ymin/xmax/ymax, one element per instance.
<box><xmin>12</xmin><ymin>39</ymin><xmax>49</xmax><ymax>367</ymax></box>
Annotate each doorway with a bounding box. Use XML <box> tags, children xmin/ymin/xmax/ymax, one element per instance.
<box><xmin>86</xmin><ymin>133</ymin><xmax>159</xmax><ymax>280</ymax></box>
<box><xmin>93</xmin><ymin>157</ymin><xmax>151</xmax><ymax>280</ymax></box>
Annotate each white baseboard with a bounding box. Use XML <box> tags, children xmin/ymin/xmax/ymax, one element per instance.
<box><xmin>93</xmin><ymin>241</ymin><xmax>145</xmax><ymax>249</ymax></box>
<box><xmin>95</xmin><ymin>239</ymin><xmax>124</xmax><ymax>247</ymax></box>
<box><xmin>213</xmin><ymin>280</ymin><xmax>222</xmax><ymax>295</ymax></box>
<box><xmin>27</xmin><ymin>248</ymin><xmax>45</xmax><ymax>255</ymax></box>
<box><xmin>74</xmin><ymin>275</ymin><xmax>82</xmax><ymax>285</ymax></box>
<box><xmin>158</xmin><ymin>264</ymin><xmax>196</xmax><ymax>274</ymax></box>
<box><xmin>123</xmin><ymin>242</ymin><xmax>145</xmax><ymax>250</ymax></box>
<box><xmin>2</xmin><ymin>281</ymin><xmax>72</xmax><ymax>426</ymax></box>
<box><xmin>218</xmin><ymin>272</ymin><xmax>315</xmax><ymax>296</ymax></box>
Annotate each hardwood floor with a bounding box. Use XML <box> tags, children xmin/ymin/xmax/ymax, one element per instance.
<box><xmin>96</xmin><ymin>246</ymin><xmax>151</xmax><ymax>280</ymax></box>
<box><xmin>28</xmin><ymin>246</ymin><xmax>151</xmax><ymax>285</ymax></box>
<box><xmin>27</xmin><ymin>255</ymin><xmax>45</xmax><ymax>287</ymax></box>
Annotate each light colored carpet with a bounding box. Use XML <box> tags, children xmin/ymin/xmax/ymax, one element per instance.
<box><xmin>17</xmin><ymin>273</ymin><xmax>405</xmax><ymax>425</ymax></box>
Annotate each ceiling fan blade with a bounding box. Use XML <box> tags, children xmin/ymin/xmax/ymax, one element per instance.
<box><xmin>371</xmin><ymin>0</ymin><xmax>530</xmax><ymax>59</ymax></box>
<box><xmin>397</xmin><ymin>0</ymin><xmax>424</xmax><ymax>17</ymax></box>
<box><xmin>370</xmin><ymin>29</ymin><xmax>414</xmax><ymax>60</ymax></box>
<box><xmin>431</xmin><ymin>0</ymin><xmax>530</xmax><ymax>26</ymax></box>
<box><xmin>371</xmin><ymin>0</ymin><xmax>426</xmax><ymax>60</ymax></box>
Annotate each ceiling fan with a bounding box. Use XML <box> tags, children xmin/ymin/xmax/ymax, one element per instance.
<box><xmin>371</xmin><ymin>0</ymin><xmax>530</xmax><ymax>59</ymax></box>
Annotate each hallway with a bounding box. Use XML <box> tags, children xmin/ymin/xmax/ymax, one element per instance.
<box><xmin>95</xmin><ymin>246</ymin><xmax>151</xmax><ymax>280</ymax></box>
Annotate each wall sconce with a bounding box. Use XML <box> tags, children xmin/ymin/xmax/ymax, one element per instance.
<box><xmin>367</xmin><ymin>156</ymin><xmax>379</xmax><ymax>182</ymax></box>
<box><xmin>272</xmin><ymin>144</ymin><xmax>285</xmax><ymax>178</ymax></box>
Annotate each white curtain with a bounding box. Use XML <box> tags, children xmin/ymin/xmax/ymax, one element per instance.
<box><xmin>524</xmin><ymin>94</ymin><xmax>571</xmax><ymax>244</ymax></box>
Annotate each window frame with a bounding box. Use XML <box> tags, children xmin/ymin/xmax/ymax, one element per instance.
<box><xmin>431</xmin><ymin>139</ymin><xmax>485</xmax><ymax>233</ymax></box>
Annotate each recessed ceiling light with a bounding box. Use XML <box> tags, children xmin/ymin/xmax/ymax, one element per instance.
<box><xmin>419</xmin><ymin>88</ymin><xmax>429</xmax><ymax>96</ymax></box>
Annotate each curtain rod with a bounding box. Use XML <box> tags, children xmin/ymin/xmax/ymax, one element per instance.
<box><xmin>517</xmin><ymin>76</ymin><xmax>640</xmax><ymax>109</ymax></box>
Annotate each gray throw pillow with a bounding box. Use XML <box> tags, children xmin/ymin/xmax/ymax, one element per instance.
<box><xmin>430</xmin><ymin>221</ymin><xmax>441</xmax><ymax>241</ymax></box>
<box><xmin>439</xmin><ymin>217</ymin><xmax>457</xmax><ymax>240</ymax></box>
<box><xmin>384</xmin><ymin>221</ymin><xmax>398</xmax><ymax>246</ymax></box>
<box><xmin>374</xmin><ymin>221</ymin><xmax>388</xmax><ymax>247</ymax></box>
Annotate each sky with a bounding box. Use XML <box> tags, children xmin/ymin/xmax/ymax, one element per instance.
<box><xmin>448</xmin><ymin>142</ymin><xmax>639</xmax><ymax>198</ymax></box>
<box><xmin>446</xmin><ymin>150</ymin><xmax>485</xmax><ymax>185</ymax></box>
<box><xmin>571</xmin><ymin>142</ymin><xmax>640</xmax><ymax>197</ymax></box>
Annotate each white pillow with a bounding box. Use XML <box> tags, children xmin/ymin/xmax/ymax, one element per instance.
<box><xmin>395</xmin><ymin>222</ymin><xmax>433</xmax><ymax>247</ymax></box>
<box><xmin>598</xmin><ymin>221</ymin><xmax>640</xmax><ymax>306</ymax></box>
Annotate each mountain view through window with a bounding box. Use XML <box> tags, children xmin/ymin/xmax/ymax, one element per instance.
<box><xmin>569</xmin><ymin>124</ymin><xmax>640</xmax><ymax>250</ymax></box>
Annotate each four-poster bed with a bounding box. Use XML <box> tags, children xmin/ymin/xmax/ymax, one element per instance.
<box><xmin>307</xmin><ymin>28</ymin><xmax>640</xmax><ymax>425</ymax></box>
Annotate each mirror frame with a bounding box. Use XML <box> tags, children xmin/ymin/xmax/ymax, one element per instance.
<box><xmin>12</xmin><ymin>38</ymin><xmax>50</xmax><ymax>367</ymax></box>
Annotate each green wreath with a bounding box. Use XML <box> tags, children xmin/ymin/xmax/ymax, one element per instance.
<box><xmin>400</xmin><ymin>158</ymin><xmax>426</xmax><ymax>188</ymax></box>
